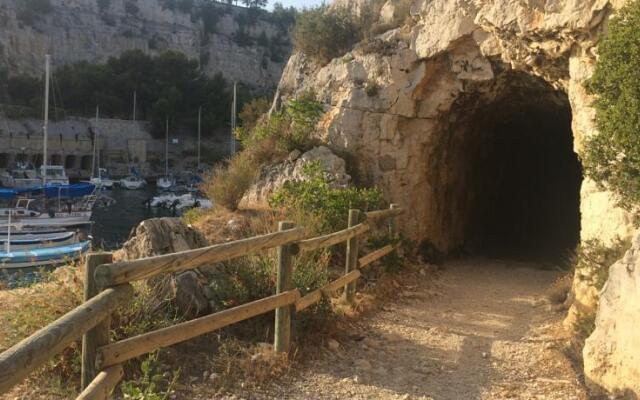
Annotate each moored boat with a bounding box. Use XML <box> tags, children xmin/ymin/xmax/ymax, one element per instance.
<box><xmin>120</xmin><ymin>175</ymin><xmax>146</xmax><ymax>190</ymax></box>
<box><xmin>0</xmin><ymin>240</ymin><xmax>91</xmax><ymax>269</ymax></box>
<box><xmin>0</xmin><ymin>231</ymin><xmax>77</xmax><ymax>250</ymax></box>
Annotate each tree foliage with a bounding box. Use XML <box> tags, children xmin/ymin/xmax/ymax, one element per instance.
<box><xmin>292</xmin><ymin>6</ymin><xmax>360</xmax><ymax>65</ymax></box>
<box><xmin>585</xmin><ymin>0</ymin><xmax>640</xmax><ymax>208</ymax></box>
<box><xmin>0</xmin><ymin>50</ymin><xmax>256</xmax><ymax>138</ymax></box>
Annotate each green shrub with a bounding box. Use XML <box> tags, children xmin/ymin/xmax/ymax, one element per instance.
<box><xmin>292</xmin><ymin>6</ymin><xmax>360</xmax><ymax>64</ymax></box>
<box><xmin>365</xmin><ymin>80</ymin><xmax>379</xmax><ymax>97</ymax></box>
<box><xmin>269</xmin><ymin>161</ymin><xmax>386</xmax><ymax>232</ymax></box>
<box><xmin>573</xmin><ymin>237</ymin><xmax>630</xmax><ymax>290</ymax></box>
<box><xmin>367</xmin><ymin>234</ymin><xmax>403</xmax><ymax>273</ymax></box>
<box><xmin>584</xmin><ymin>0</ymin><xmax>640</xmax><ymax>209</ymax></box>
<box><xmin>205</xmin><ymin>153</ymin><xmax>258</xmax><ymax>211</ymax></box>
<box><xmin>239</xmin><ymin>95</ymin><xmax>324</xmax><ymax>162</ymax></box>
<box><xmin>120</xmin><ymin>352</ymin><xmax>180</xmax><ymax>400</ymax></box>
<box><xmin>238</xmin><ymin>97</ymin><xmax>271</xmax><ymax>131</ymax></box>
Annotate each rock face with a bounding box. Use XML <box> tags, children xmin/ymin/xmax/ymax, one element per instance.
<box><xmin>583</xmin><ymin>231</ymin><xmax>640</xmax><ymax>397</ymax></box>
<box><xmin>276</xmin><ymin>0</ymin><xmax>637</xmax><ymax>391</ymax></box>
<box><xmin>0</xmin><ymin>0</ymin><xmax>290</xmax><ymax>88</ymax></box>
<box><xmin>277</xmin><ymin>0</ymin><xmax>632</xmax><ymax>249</ymax></box>
<box><xmin>116</xmin><ymin>217</ymin><xmax>210</xmax><ymax>317</ymax></box>
<box><xmin>242</xmin><ymin>145</ymin><xmax>351</xmax><ymax>205</ymax></box>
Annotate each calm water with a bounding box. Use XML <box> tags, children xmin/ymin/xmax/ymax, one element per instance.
<box><xmin>0</xmin><ymin>185</ymin><xmax>175</xmax><ymax>287</ymax></box>
<box><xmin>89</xmin><ymin>185</ymin><xmax>174</xmax><ymax>250</ymax></box>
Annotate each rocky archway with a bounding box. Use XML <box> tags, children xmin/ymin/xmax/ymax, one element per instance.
<box><xmin>431</xmin><ymin>72</ymin><xmax>582</xmax><ymax>260</ymax></box>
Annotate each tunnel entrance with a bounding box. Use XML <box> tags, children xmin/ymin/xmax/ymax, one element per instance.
<box><xmin>441</xmin><ymin>72</ymin><xmax>582</xmax><ymax>261</ymax></box>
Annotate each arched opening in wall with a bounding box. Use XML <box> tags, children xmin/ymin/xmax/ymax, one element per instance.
<box><xmin>439</xmin><ymin>71</ymin><xmax>582</xmax><ymax>262</ymax></box>
<box><xmin>0</xmin><ymin>154</ymin><xmax>9</xmax><ymax>169</ymax></box>
<box><xmin>81</xmin><ymin>155</ymin><xmax>93</xmax><ymax>171</ymax></box>
<box><xmin>51</xmin><ymin>154</ymin><xmax>62</xmax><ymax>166</ymax></box>
<box><xmin>65</xmin><ymin>155</ymin><xmax>77</xmax><ymax>169</ymax></box>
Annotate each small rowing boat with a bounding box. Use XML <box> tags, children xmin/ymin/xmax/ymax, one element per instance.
<box><xmin>0</xmin><ymin>240</ymin><xmax>91</xmax><ymax>269</ymax></box>
<box><xmin>0</xmin><ymin>231</ymin><xmax>77</xmax><ymax>251</ymax></box>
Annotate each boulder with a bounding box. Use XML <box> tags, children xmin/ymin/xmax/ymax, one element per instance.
<box><xmin>116</xmin><ymin>217</ymin><xmax>210</xmax><ymax>318</ymax></box>
<box><xmin>583</xmin><ymin>232</ymin><xmax>640</xmax><ymax>397</ymax></box>
<box><xmin>243</xmin><ymin>145</ymin><xmax>351</xmax><ymax>206</ymax></box>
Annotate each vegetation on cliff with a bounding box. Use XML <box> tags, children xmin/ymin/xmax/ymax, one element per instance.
<box><xmin>292</xmin><ymin>0</ymin><xmax>411</xmax><ymax>64</ymax></box>
<box><xmin>585</xmin><ymin>0</ymin><xmax>640</xmax><ymax>209</ymax></box>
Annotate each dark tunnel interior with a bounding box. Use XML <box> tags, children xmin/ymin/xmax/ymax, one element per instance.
<box><xmin>447</xmin><ymin>75</ymin><xmax>582</xmax><ymax>261</ymax></box>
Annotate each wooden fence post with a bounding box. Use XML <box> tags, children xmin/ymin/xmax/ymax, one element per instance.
<box><xmin>343</xmin><ymin>209</ymin><xmax>360</xmax><ymax>303</ymax></box>
<box><xmin>81</xmin><ymin>252</ymin><xmax>113</xmax><ymax>390</ymax></box>
<box><xmin>274</xmin><ymin>221</ymin><xmax>295</xmax><ymax>353</ymax></box>
<box><xmin>389</xmin><ymin>203</ymin><xmax>399</xmax><ymax>237</ymax></box>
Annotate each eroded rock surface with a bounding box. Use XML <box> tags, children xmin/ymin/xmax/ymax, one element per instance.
<box><xmin>583</xmin><ymin>231</ymin><xmax>640</xmax><ymax>398</ymax></box>
<box><xmin>116</xmin><ymin>217</ymin><xmax>210</xmax><ymax>317</ymax></box>
<box><xmin>243</xmin><ymin>145</ymin><xmax>351</xmax><ymax>206</ymax></box>
<box><xmin>0</xmin><ymin>0</ymin><xmax>289</xmax><ymax>87</ymax></box>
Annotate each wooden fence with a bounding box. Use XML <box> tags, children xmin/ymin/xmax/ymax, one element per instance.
<box><xmin>0</xmin><ymin>204</ymin><xmax>403</xmax><ymax>399</ymax></box>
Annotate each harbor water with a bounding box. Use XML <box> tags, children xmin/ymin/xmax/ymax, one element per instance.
<box><xmin>89</xmin><ymin>185</ymin><xmax>174</xmax><ymax>250</ymax></box>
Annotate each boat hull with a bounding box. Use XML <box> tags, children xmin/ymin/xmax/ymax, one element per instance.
<box><xmin>0</xmin><ymin>231</ymin><xmax>76</xmax><ymax>251</ymax></box>
<box><xmin>0</xmin><ymin>240</ymin><xmax>91</xmax><ymax>269</ymax></box>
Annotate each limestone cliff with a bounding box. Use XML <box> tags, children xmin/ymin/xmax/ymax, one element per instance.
<box><xmin>275</xmin><ymin>0</ymin><xmax>637</xmax><ymax>394</ymax></box>
<box><xmin>0</xmin><ymin>0</ymin><xmax>291</xmax><ymax>88</ymax></box>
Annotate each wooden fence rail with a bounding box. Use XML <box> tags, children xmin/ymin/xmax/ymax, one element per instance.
<box><xmin>0</xmin><ymin>203</ymin><xmax>403</xmax><ymax>399</ymax></box>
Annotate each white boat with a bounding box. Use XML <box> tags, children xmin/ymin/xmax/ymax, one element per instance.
<box><xmin>38</xmin><ymin>56</ymin><xmax>69</xmax><ymax>187</ymax></box>
<box><xmin>0</xmin><ymin>163</ymin><xmax>42</xmax><ymax>188</ymax></box>
<box><xmin>0</xmin><ymin>195</ymin><xmax>95</xmax><ymax>228</ymax></box>
<box><xmin>0</xmin><ymin>231</ymin><xmax>77</xmax><ymax>251</ymax></box>
<box><xmin>149</xmin><ymin>192</ymin><xmax>212</xmax><ymax>211</ymax></box>
<box><xmin>40</xmin><ymin>165</ymin><xmax>69</xmax><ymax>186</ymax></box>
<box><xmin>90</xmin><ymin>169</ymin><xmax>115</xmax><ymax>190</ymax></box>
<box><xmin>0</xmin><ymin>227</ymin><xmax>69</xmax><ymax>239</ymax></box>
<box><xmin>157</xmin><ymin>175</ymin><xmax>175</xmax><ymax>190</ymax></box>
<box><xmin>120</xmin><ymin>175</ymin><xmax>146</xmax><ymax>190</ymax></box>
<box><xmin>157</xmin><ymin>118</ymin><xmax>175</xmax><ymax>191</ymax></box>
<box><xmin>0</xmin><ymin>240</ymin><xmax>90</xmax><ymax>269</ymax></box>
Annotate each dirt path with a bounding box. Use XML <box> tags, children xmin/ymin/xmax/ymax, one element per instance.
<box><xmin>252</xmin><ymin>258</ymin><xmax>586</xmax><ymax>400</ymax></box>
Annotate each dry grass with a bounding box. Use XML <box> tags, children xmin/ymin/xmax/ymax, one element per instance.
<box><xmin>546</xmin><ymin>273</ymin><xmax>572</xmax><ymax>305</ymax></box>
<box><xmin>203</xmin><ymin>152</ymin><xmax>258</xmax><ymax>212</ymax></box>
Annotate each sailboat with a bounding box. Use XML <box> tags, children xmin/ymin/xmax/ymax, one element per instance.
<box><xmin>88</xmin><ymin>107</ymin><xmax>114</xmax><ymax>189</ymax></box>
<box><xmin>157</xmin><ymin>118</ymin><xmax>175</xmax><ymax>190</ymax></box>
<box><xmin>38</xmin><ymin>55</ymin><xmax>69</xmax><ymax>187</ymax></box>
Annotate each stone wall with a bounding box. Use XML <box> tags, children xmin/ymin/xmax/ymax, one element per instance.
<box><xmin>0</xmin><ymin>0</ymin><xmax>290</xmax><ymax>88</ymax></box>
<box><xmin>0</xmin><ymin>115</ymin><xmax>229</xmax><ymax>177</ymax></box>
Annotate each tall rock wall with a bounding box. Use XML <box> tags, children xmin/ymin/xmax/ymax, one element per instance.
<box><xmin>583</xmin><ymin>231</ymin><xmax>640</xmax><ymax>398</ymax></box>
<box><xmin>275</xmin><ymin>0</ymin><xmax>637</xmax><ymax>395</ymax></box>
<box><xmin>277</xmin><ymin>0</ymin><xmax>632</xmax><ymax>250</ymax></box>
<box><xmin>0</xmin><ymin>0</ymin><xmax>291</xmax><ymax>88</ymax></box>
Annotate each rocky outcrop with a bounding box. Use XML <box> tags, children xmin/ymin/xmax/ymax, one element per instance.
<box><xmin>583</xmin><ymin>231</ymin><xmax>640</xmax><ymax>397</ymax></box>
<box><xmin>276</xmin><ymin>1</ymin><xmax>637</xmax><ymax>390</ymax></box>
<box><xmin>277</xmin><ymin>0</ymin><xmax>633</xmax><ymax>249</ymax></box>
<box><xmin>242</xmin><ymin>145</ymin><xmax>351</xmax><ymax>206</ymax></box>
<box><xmin>116</xmin><ymin>217</ymin><xmax>210</xmax><ymax>317</ymax></box>
<box><xmin>0</xmin><ymin>0</ymin><xmax>290</xmax><ymax>88</ymax></box>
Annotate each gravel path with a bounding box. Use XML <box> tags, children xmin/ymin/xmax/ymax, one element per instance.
<box><xmin>251</xmin><ymin>258</ymin><xmax>586</xmax><ymax>400</ymax></box>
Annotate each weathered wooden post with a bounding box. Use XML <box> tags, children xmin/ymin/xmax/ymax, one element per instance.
<box><xmin>343</xmin><ymin>209</ymin><xmax>360</xmax><ymax>303</ymax></box>
<box><xmin>274</xmin><ymin>221</ymin><xmax>295</xmax><ymax>353</ymax></box>
<box><xmin>81</xmin><ymin>252</ymin><xmax>113</xmax><ymax>390</ymax></box>
<box><xmin>389</xmin><ymin>203</ymin><xmax>400</xmax><ymax>237</ymax></box>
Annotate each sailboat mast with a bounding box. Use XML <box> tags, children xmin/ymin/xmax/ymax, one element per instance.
<box><xmin>230</xmin><ymin>82</ymin><xmax>236</xmax><ymax>155</ymax></box>
<box><xmin>197</xmin><ymin>106</ymin><xmax>201</xmax><ymax>170</ymax></box>
<box><xmin>133</xmin><ymin>90</ymin><xmax>137</xmax><ymax>122</ymax></box>
<box><xmin>91</xmin><ymin>106</ymin><xmax>99</xmax><ymax>178</ymax></box>
<box><xmin>43</xmin><ymin>54</ymin><xmax>51</xmax><ymax>185</ymax></box>
<box><xmin>165</xmin><ymin>117</ymin><xmax>169</xmax><ymax>176</ymax></box>
<box><xmin>96</xmin><ymin>106</ymin><xmax>101</xmax><ymax>179</ymax></box>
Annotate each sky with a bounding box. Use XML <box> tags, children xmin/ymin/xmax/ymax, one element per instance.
<box><xmin>266</xmin><ymin>0</ymin><xmax>327</xmax><ymax>10</ymax></box>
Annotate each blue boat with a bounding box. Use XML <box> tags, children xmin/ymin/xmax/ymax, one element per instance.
<box><xmin>0</xmin><ymin>231</ymin><xmax>77</xmax><ymax>250</ymax></box>
<box><xmin>0</xmin><ymin>241</ymin><xmax>91</xmax><ymax>269</ymax></box>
